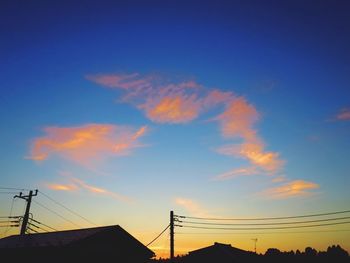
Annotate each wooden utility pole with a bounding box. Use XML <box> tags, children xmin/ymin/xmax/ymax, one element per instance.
<box><xmin>15</xmin><ymin>190</ymin><xmax>38</xmax><ymax>235</ymax></box>
<box><xmin>170</xmin><ymin>210</ymin><xmax>174</xmax><ymax>260</ymax></box>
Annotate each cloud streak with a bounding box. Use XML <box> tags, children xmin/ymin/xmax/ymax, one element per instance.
<box><xmin>214</xmin><ymin>166</ymin><xmax>259</xmax><ymax>180</ymax></box>
<box><xmin>260</xmin><ymin>180</ymin><xmax>320</xmax><ymax>199</ymax></box>
<box><xmin>28</xmin><ymin>124</ymin><xmax>147</xmax><ymax>166</ymax></box>
<box><xmin>46</xmin><ymin>177</ymin><xmax>132</xmax><ymax>203</ymax></box>
<box><xmin>174</xmin><ymin>197</ymin><xmax>210</xmax><ymax>217</ymax></box>
<box><xmin>335</xmin><ymin>108</ymin><xmax>350</xmax><ymax>121</ymax></box>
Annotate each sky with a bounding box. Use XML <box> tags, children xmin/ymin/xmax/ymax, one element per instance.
<box><xmin>0</xmin><ymin>0</ymin><xmax>350</xmax><ymax>258</ymax></box>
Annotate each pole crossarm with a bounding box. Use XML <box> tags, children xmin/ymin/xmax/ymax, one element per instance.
<box><xmin>14</xmin><ymin>189</ymin><xmax>38</xmax><ymax>235</ymax></box>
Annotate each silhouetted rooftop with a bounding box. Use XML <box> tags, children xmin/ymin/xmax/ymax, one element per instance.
<box><xmin>188</xmin><ymin>242</ymin><xmax>254</xmax><ymax>261</ymax></box>
<box><xmin>0</xmin><ymin>225</ymin><xmax>154</xmax><ymax>258</ymax></box>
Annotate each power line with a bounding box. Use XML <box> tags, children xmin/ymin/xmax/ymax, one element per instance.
<box><xmin>26</xmin><ymin>227</ymin><xmax>38</xmax><ymax>233</ymax></box>
<box><xmin>32</xmin><ymin>200</ymin><xmax>81</xmax><ymax>228</ymax></box>
<box><xmin>176</xmin><ymin>209</ymin><xmax>350</xmax><ymax>221</ymax></box>
<box><xmin>30</xmin><ymin>218</ymin><xmax>58</xmax><ymax>232</ymax></box>
<box><xmin>146</xmin><ymin>224</ymin><xmax>170</xmax><ymax>247</ymax></box>
<box><xmin>179</xmin><ymin>221</ymin><xmax>350</xmax><ymax>231</ymax></box>
<box><xmin>0</xmin><ymin>187</ymin><xmax>30</xmax><ymax>191</ymax></box>
<box><xmin>38</xmin><ymin>190</ymin><xmax>98</xmax><ymax>227</ymax></box>
<box><xmin>0</xmin><ymin>192</ymin><xmax>20</xmax><ymax>194</ymax></box>
<box><xmin>0</xmin><ymin>220</ymin><xmax>18</xmax><ymax>224</ymax></box>
<box><xmin>176</xmin><ymin>229</ymin><xmax>350</xmax><ymax>235</ymax></box>
<box><xmin>180</xmin><ymin>216</ymin><xmax>350</xmax><ymax>226</ymax></box>
<box><xmin>1</xmin><ymin>196</ymin><xmax>16</xmax><ymax>236</ymax></box>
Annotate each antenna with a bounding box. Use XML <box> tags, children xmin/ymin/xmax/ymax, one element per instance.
<box><xmin>252</xmin><ymin>238</ymin><xmax>258</xmax><ymax>253</ymax></box>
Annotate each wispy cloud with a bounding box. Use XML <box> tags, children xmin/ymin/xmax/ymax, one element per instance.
<box><xmin>335</xmin><ymin>108</ymin><xmax>350</xmax><ymax>121</ymax></box>
<box><xmin>260</xmin><ymin>180</ymin><xmax>319</xmax><ymax>199</ymax></box>
<box><xmin>87</xmin><ymin>72</ymin><xmax>283</xmax><ymax>174</ymax></box>
<box><xmin>174</xmin><ymin>197</ymin><xmax>210</xmax><ymax>217</ymax></box>
<box><xmin>46</xmin><ymin>183</ymin><xmax>78</xmax><ymax>191</ymax></box>
<box><xmin>86</xmin><ymin>73</ymin><xmax>152</xmax><ymax>90</ymax></box>
<box><xmin>214</xmin><ymin>166</ymin><xmax>259</xmax><ymax>180</ymax></box>
<box><xmin>46</xmin><ymin>177</ymin><xmax>132</xmax><ymax>203</ymax></box>
<box><xmin>271</xmin><ymin>175</ymin><xmax>287</xmax><ymax>183</ymax></box>
<box><xmin>28</xmin><ymin>124</ymin><xmax>148</xmax><ymax>166</ymax></box>
<box><xmin>87</xmin><ymin>73</ymin><xmax>233</xmax><ymax>124</ymax></box>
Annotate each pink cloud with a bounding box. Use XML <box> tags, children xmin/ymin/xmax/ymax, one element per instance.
<box><xmin>86</xmin><ymin>73</ymin><xmax>152</xmax><ymax>90</ymax></box>
<box><xmin>28</xmin><ymin>124</ymin><xmax>147</xmax><ymax>165</ymax></box>
<box><xmin>335</xmin><ymin>108</ymin><xmax>350</xmax><ymax>121</ymax></box>
<box><xmin>87</xmin><ymin>72</ymin><xmax>283</xmax><ymax>174</ymax></box>
<box><xmin>87</xmin><ymin>73</ymin><xmax>234</xmax><ymax>124</ymax></box>
<box><xmin>213</xmin><ymin>97</ymin><xmax>284</xmax><ymax>174</ymax></box>
<box><xmin>261</xmin><ymin>180</ymin><xmax>319</xmax><ymax>199</ymax></box>
<box><xmin>215</xmin><ymin>97</ymin><xmax>259</xmax><ymax>140</ymax></box>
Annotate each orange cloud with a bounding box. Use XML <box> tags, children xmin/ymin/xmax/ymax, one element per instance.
<box><xmin>261</xmin><ymin>180</ymin><xmax>320</xmax><ymax>199</ymax></box>
<box><xmin>46</xmin><ymin>177</ymin><xmax>132</xmax><ymax>203</ymax></box>
<box><xmin>214</xmin><ymin>166</ymin><xmax>259</xmax><ymax>180</ymax></box>
<box><xmin>335</xmin><ymin>108</ymin><xmax>350</xmax><ymax>121</ymax></box>
<box><xmin>217</xmin><ymin>142</ymin><xmax>284</xmax><ymax>173</ymax></box>
<box><xmin>71</xmin><ymin>178</ymin><xmax>132</xmax><ymax>203</ymax></box>
<box><xmin>28</xmin><ymin>124</ymin><xmax>147</xmax><ymax>165</ymax></box>
<box><xmin>142</xmin><ymin>95</ymin><xmax>201</xmax><ymax>123</ymax></box>
<box><xmin>46</xmin><ymin>183</ymin><xmax>78</xmax><ymax>191</ymax></box>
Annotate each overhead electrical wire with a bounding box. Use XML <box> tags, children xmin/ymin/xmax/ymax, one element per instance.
<box><xmin>32</xmin><ymin>200</ymin><xmax>81</xmax><ymax>228</ymax></box>
<box><xmin>30</xmin><ymin>218</ymin><xmax>58</xmax><ymax>232</ymax></box>
<box><xmin>38</xmin><ymin>190</ymin><xmax>98</xmax><ymax>227</ymax></box>
<box><xmin>179</xmin><ymin>221</ymin><xmax>350</xmax><ymax>231</ymax></box>
<box><xmin>146</xmin><ymin>224</ymin><xmax>170</xmax><ymax>247</ymax></box>
<box><xmin>175</xmin><ymin>209</ymin><xmax>350</xmax><ymax>221</ymax></box>
<box><xmin>176</xmin><ymin>229</ymin><xmax>350</xmax><ymax>235</ymax></box>
<box><xmin>1</xmin><ymin>196</ymin><xmax>16</xmax><ymax>236</ymax></box>
<box><xmin>0</xmin><ymin>187</ymin><xmax>30</xmax><ymax>191</ymax></box>
<box><xmin>179</xmin><ymin>216</ymin><xmax>350</xmax><ymax>226</ymax></box>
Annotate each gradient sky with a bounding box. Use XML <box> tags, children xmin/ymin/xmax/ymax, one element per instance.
<box><xmin>1</xmin><ymin>0</ymin><xmax>350</xmax><ymax>258</ymax></box>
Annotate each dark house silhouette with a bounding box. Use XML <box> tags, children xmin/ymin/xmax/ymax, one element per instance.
<box><xmin>0</xmin><ymin>225</ymin><xmax>154</xmax><ymax>263</ymax></box>
<box><xmin>184</xmin><ymin>242</ymin><xmax>256</xmax><ymax>263</ymax></box>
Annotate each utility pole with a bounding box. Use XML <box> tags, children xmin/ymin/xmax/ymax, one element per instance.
<box><xmin>14</xmin><ymin>190</ymin><xmax>38</xmax><ymax>235</ymax></box>
<box><xmin>170</xmin><ymin>210</ymin><xmax>174</xmax><ymax>261</ymax></box>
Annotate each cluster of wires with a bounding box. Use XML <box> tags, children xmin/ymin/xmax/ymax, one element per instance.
<box><xmin>0</xmin><ymin>187</ymin><xmax>98</xmax><ymax>236</ymax></box>
<box><xmin>173</xmin><ymin>210</ymin><xmax>350</xmax><ymax>235</ymax></box>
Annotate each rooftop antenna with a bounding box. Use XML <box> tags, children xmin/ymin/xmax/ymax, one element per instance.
<box><xmin>252</xmin><ymin>238</ymin><xmax>258</xmax><ymax>253</ymax></box>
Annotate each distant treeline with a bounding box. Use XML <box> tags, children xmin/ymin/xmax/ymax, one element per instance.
<box><xmin>154</xmin><ymin>244</ymin><xmax>349</xmax><ymax>263</ymax></box>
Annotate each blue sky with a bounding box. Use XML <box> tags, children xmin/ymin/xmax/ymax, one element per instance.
<box><xmin>1</xmin><ymin>0</ymin><xmax>350</xmax><ymax>257</ymax></box>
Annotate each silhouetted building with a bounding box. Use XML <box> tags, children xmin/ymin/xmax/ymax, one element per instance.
<box><xmin>184</xmin><ymin>242</ymin><xmax>256</xmax><ymax>263</ymax></box>
<box><xmin>0</xmin><ymin>225</ymin><xmax>154</xmax><ymax>263</ymax></box>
